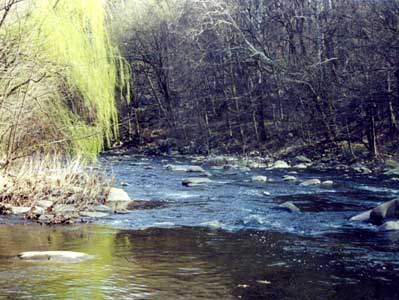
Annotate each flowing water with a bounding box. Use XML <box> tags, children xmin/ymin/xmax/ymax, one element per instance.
<box><xmin>0</xmin><ymin>155</ymin><xmax>399</xmax><ymax>299</ymax></box>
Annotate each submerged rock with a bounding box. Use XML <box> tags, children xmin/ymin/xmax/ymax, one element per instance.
<box><xmin>18</xmin><ymin>251</ymin><xmax>92</xmax><ymax>263</ymax></box>
<box><xmin>182</xmin><ymin>177</ymin><xmax>212</xmax><ymax>187</ymax></box>
<box><xmin>251</xmin><ymin>176</ymin><xmax>268</xmax><ymax>183</ymax></box>
<box><xmin>277</xmin><ymin>202</ymin><xmax>300</xmax><ymax>213</ymax></box>
<box><xmin>299</xmin><ymin>179</ymin><xmax>321</xmax><ymax>186</ymax></box>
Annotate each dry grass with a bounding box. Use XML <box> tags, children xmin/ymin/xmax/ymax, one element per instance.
<box><xmin>0</xmin><ymin>155</ymin><xmax>111</xmax><ymax>212</ymax></box>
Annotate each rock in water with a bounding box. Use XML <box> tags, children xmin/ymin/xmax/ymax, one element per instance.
<box><xmin>300</xmin><ymin>179</ymin><xmax>321</xmax><ymax>186</ymax></box>
<box><xmin>282</xmin><ymin>175</ymin><xmax>297</xmax><ymax>182</ymax></box>
<box><xmin>106</xmin><ymin>188</ymin><xmax>133</xmax><ymax>210</ymax></box>
<box><xmin>385</xmin><ymin>159</ymin><xmax>399</xmax><ymax>169</ymax></box>
<box><xmin>350</xmin><ymin>209</ymin><xmax>372</xmax><ymax>222</ymax></box>
<box><xmin>80</xmin><ymin>211</ymin><xmax>109</xmax><ymax>218</ymax></box>
<box><xmin>182</xmin><ymin>177</ymin><xmax>212</xmax><ymax>187</ymax></box>
<box><xmin>107</xmin><ymin>188</ymin><xmax>131</xmax><ymax>202</ymax></box>
<box><xmin>295</xmin><ymin>155</ymin><xmax>312</xmax><ymax>163</ymax></box>
<box><xmin>277</xmin><ymin>202</ymin><xmax>300</xmax><ymax>213</ymax></box>
<box><xmin>11</xmin><ymin>207</ymin><xmax>31</xmax><ymax>215</ymax></box>
<box><xmin>370</xmin><ymin>199</ymin><xmax>399</xmax><ymax>225</ymax></box>
<box><xmin>321</xmin><ymin>180</ymin><xmax>334</xmax><ymax>187</ymax></box>
<box><xmin>18</xmin><ymin>251</ymin><xmax>93</xmax><ymax>263</ymax></box>
<box><xmin>252</xmin><ymin>176</ymin><xmax>268</xmax><ymax>183</ymax></box>
<box><xmin>270</xmin><ymin>160</ymin><xmax>290</xmax><ymax>169</ymax></box>
<box><xmin>379</xmin><ymin>221</ymin><xmax>399</xmax><ymax>231</ymax></box>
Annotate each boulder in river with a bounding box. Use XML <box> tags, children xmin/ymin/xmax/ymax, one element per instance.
<box><xmin>18</xmin><ymin>251</ymin><xmax>93</xmax><ymax>263</ymax></box>
<box><xmin>277</xmin><ymin>202</ymin><xmax>300</xmax><ymax>213</ymax></box>
<box><xmin>11</xmin><ymin>206</ymin><xmax>31</xmax><ymax>215</ymax></box>
<box><xmin>350</xmin><ymin>209</ymin><xmax>372</xmax><ymax>222</ymax></box>
<box><xmin>385</xmin><ymin>159</ymin><xmax>399</xmax><ymax>169</ymax></box>
<box><xmin>299</xmin><ymin>179</ymin><xmax>321</xmax><ymax>186</ymax></box>
<box><xmin>269</xmin><ymin>160</ymin><xmax>290</xmax><ymax>169</ymax></box>
<box><xmin>351</xmin><ymin>199</ymin><xmax>399</xmax><ymax>225</ymax></box>
<box><xmin>80</xmin><ymin>211</ymin><xmax>109</xmax><ymax>218</ymax></box>
<box><xmin>182</xmin><ymin>177</ymin><xmax>212</xmax><ymax>187</ymax></box>
<box><xmin>282</xmin><ymin>175</ymin><xmax>297</xmax><ymax>182</ymax></box>
<box><xmin>36</xmin><ymin>200</ymin><xmax>53</xmax><ymax>209</ymax></box>
<box><xmin>379</xmin><ymin>221</ymin><xmax>399</xmax><ymax>231</ymax></box>
<box><xmin>293</xmin><ymin>163</ymin><xmax>310</xmax><ymax>169</ymax></box>
<box><xmin>295</xmin><ymin>155</ymin><xmax>312</xmax><ymax>163</ymax></box>
<box><xmin>106</xmin><ymin>188</ymin><xmax>133</xmax><ymax>210</ymax></box>
<box><xmin>251</xmin><ymin>176</ymin><xmax>268</xmax><ymax>183</ymax></box>
<box><xmin>369</xmin><ymin>199</ymin><xmax>399</xmax><ymax>225</ymax></box>
<box><xmin>321</xmin><ymin>180</ymin><xmax>334</xmax><ymax>187</ymax></box>
<box><xmin>107</xmin><ymin>188</ymin><xmax>131</xmax><ymax>202</ymax></box>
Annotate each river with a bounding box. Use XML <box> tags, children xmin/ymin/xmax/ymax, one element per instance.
<box><xmin>0</xmin><ymin>154</ymin><xmax>398</xmax><ymax>299</ymax></box>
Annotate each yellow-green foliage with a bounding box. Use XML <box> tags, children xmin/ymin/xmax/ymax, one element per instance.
<box><xmin>0</xmin><ymin>0</ymin><xmax>129</xmax><ymax>159</ymax></box>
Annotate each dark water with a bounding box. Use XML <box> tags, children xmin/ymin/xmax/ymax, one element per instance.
<box><xmin>1</xmin><ymin>155</ymin><xmax>399</xmax><ymax>299</ymax></box>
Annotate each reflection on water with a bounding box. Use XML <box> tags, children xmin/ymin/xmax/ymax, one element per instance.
<box><xmin>0</xmin><ymin>224</ymin><xmax>399</xmax><ymax>300</ymax></box>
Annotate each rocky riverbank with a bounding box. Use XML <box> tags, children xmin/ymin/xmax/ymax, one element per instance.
<box><xmin>0</xmin><ymin>157</ymin><xmax>134</xmax><ymax>225</ymax></box>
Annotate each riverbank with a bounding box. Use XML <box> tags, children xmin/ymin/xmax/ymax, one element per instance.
<box><xmin>0</xmin><ymin>157</ymin><xmax>133</xmax><ymax>225</ymax></box>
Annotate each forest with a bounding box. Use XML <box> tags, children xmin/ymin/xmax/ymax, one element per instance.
<box><xmin>115</xmin><ymin>0</ymin><xmax>399</xmax><ymax>160</ymax></box>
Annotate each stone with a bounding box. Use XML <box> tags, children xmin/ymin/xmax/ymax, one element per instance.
<box><xmin>270</xmin><ymin>160</ymin><xmax>290</xmax><ymax>169</ymax></box>
<box><xmin>54</xmin><ymin>204</ymin><xmax>76</xmax><ymax>214</ymax></box>
<box><xmin>277</xmin><ymin>202</ymin><xmax>300</xmax><ymax>213</ymax></box>
<box><xmin>300</xmin><ymin>179</ymin><xmax>321</xmax><ymax>186</ymax></box>
<box><xmin>36</xmin><ymin>200</ymin><xmax>53</xmax><ymax>209</ymax></box>
<box><xmin>11</xmin><ymin>206</ymin><xmax>31</xmax><ymax>215</ymax></box>
<box><xmin>107</xmin><ymin>188</ymin><xmax>131</xmax><ymax>202</ymax></box>
<box><xmin>94</xmin><ymin>205</ymin><xmax>113</xmax><ymax>212</ymax></box>
<box><xmin>18</xmin><ymin>251</ymin><xmax>93</xmax><ymax>263</ymax></box>
<box><xmin>379</xmin><ymin>221</ymin><xmax>399</xmax><ymax>231</ymax></box>
<box><xmin>370</xmin><ymin>199</ymin><xmax>399</xmax><ymax>225</ymax></box>
<box><xmin>205</xmin><ymin>157</ymin><xmax>227</xmax><ymax>166</ymax></box>
<box><xmin>120</xmin><ymin>182</ymin><xmax>129</xmax><ymax>187</ymax></box>
<box><xmin>321</xmin><ymin>180</ymin><xmax>334</xmax><ymax>187</ymax></box>
<box><xmin>165</xmin><ymin>164</ymin><xmax>189</xmax><ymax>172</ymax></box>
<box><xmin>186</xmin><ymin>166</ymin><xmax>207</xmax><ymax>173</ymax></box>
<box><xmin>294</xmin><ymin>163</ymin><xmax>309</xmax><ymax>169</ymax></box>
<box><xmin>353</xmin><ymin>165</ymin><xmax>372</xmax><ymax>174</ymax></box>
<box><xmin>80</xmin><ymin>211</ymin><xmax>109</xmax><ymax>218</ymax></box>
<box><xmin>182</xmin><ymin>177</ymin><xmax>212</xmax><ymax>187</ymax></box>
<box><xmin>295</xmin><ymin>155</ymin><xmax>312</xmax><ymax>163</ymax></box>
<box><xmin>282</xmin><ymin>175</ymin><xmax>297</xmax><ymax>182</ymax></box>
<box><xmin>262</xmin><ymin>191</ymin><xmax>271</xmax><ymax>196</ymax></box>
<box><xmin>385</xmin><ymin>159</ymin><xmax>399</xmax><ymax>169</ymax></box>
<box><xmin>350</xmin><ymin>209</ymin><xmax>372</xmax><ymax>222</ymax></box>
<box><xmin>251</xmin><ymin>176</ymin><xmax>268</xmax><ymax>183</ymax></box>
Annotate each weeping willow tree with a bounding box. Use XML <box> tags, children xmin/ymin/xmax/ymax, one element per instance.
<box><xmin>0</xmin><ymin>0</ymin><xmax>129</xmax><ymax>162</ymax></box>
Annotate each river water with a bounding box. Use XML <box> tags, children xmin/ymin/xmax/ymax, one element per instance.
<box><xmin>0</xmin><ymin>154</ymin><xmax>399</xmax><ymax>299</ymax></box>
